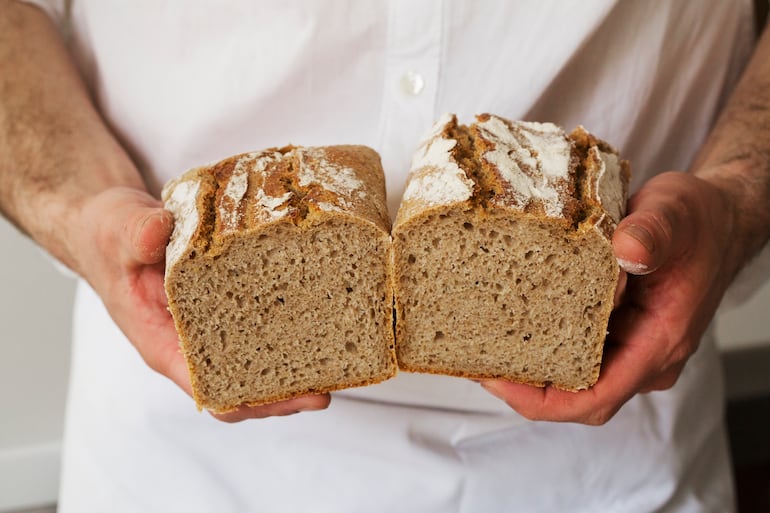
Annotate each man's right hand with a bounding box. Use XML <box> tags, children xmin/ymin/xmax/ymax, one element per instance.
<box><xmin>71</xmin><ymin>187</ymin><xmax>331</xmax><ymax>422</ymax></box>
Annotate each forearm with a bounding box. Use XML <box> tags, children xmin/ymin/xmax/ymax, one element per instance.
<box><xmin>690</xmin><ymin>21</ymin><xmax>770</xmax><ymax>278</ymax></box>
<box><xmin>0</xmin><ymin>1</ymin><xmax>145</xmax><ymax>272</ymax></box>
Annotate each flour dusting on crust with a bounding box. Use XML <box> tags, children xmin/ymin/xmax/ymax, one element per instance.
<box><xmin>592</xmin><ymin>147</ymin><xmax>626</xmax><ymax>225</ymax></box>
<box><xmin>297</xmin><ymin>147</ymin><xmax>366</xmax><ymax>208</ymax></box>
<box><xmin>475</xmin><ymin>115</ymin><xmax>571</xmax><ymax>218</ymax></box>
<box><xmin>402</xmin><ymin>115</ymin><xmax>474</xmax><ymax>206</ymax></box>
<box><xmin>164</xmin><ymin>178</ymin><xmax>201</xmax><ymax>271</ymax></box>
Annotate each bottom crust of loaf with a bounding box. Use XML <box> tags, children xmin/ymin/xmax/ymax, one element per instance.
<box><xmin>393</xmin><ymin>207</ymin><xmax>617</xmax><ymax>391</ymax></box>
<box><xmin>166</xmin><ymin>216</ymin><xmax>396</xmax><ymax>413</ymax></box>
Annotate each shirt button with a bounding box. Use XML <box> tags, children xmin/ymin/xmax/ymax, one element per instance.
<box><xmin>400</xmin><ymin>71</ymin><xmax>425</xmax><ymax>96</ymax></box>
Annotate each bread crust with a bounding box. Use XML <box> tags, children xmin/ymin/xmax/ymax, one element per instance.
<box><xmin>163</xmin><ymin>145</ymin><xmax>396</xmax><ymax>412</ymax></box>
<box><xmin>393</xmin><ymin>114</ymin><xmax>630</xmax><ymax>391</ymax></box>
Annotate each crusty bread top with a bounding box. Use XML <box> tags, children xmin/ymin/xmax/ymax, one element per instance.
<box><xmin>162</xmin><ymin>145</ymin><xmax>391</xmax><ymax>272</ymax></box>
<box><xmin>396</xmin><ymin>113</ymin><xmax>630</xmax><ymax>239</ymax></box>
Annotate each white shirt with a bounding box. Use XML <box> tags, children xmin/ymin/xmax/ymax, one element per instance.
<box><xmin>26</xmin><ymin>0</ymin><xmax>756</xmax><ymax>511</ymax></box>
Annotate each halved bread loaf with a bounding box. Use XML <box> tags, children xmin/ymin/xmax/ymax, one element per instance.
<box><xmin>393</xmin><ymin>113</ymin><xmax>630</xmax><ymax>390</ymax></box>
<box><xmin>163</xmin><ymin>145</ymin><xmax>397</xmax><ymax>412</ymax></box>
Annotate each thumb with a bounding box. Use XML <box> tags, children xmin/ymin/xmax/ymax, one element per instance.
<box><xmin>101</xmin><ymin>188</ymin><xmax>173</xmax><ymax>267</ymax></box>
<box><xmin>612</xmin><ymin>172</ymin><xmax>692</xmax><ymax>276</ymax></box>
<box><xmin>128</xmin><ymin>207</ymin><xmax>174</xmax><ymax>266</ymax></box>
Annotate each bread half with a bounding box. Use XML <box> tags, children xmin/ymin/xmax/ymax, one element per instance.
<box><xmin>392</xmin><ymin>114</ymin><xmax>630</xmax><ymax>390</ymax></box>
<box><xmin>163</xmin><ymin>145</ymin><xmax>397</xmax><ymax>412</ymax></box>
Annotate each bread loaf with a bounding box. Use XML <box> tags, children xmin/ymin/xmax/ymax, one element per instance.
<box><xmin>163</xmin><ymin>145</ymin><xmax>397</xmax><ymax>413</ymax></box>
<box><xmin>392</xmin><ymin>113</ymin><xmax>630</xmax><ymax>390</ymax></box>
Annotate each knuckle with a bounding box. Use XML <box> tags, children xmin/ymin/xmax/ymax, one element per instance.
<box><xmin>651</xmin><ymin>369</ymin><xmax>683</xmax><ymax>392</ymax></box>
<box><xmin>668</xmin><ymin>339</ymin><xmax>697</xmax><ymax>366</ymax></box>
<box><xmin>585</xmin><ymin>409</ymin><xmax>613</xmax><ymax>426</ymax></box>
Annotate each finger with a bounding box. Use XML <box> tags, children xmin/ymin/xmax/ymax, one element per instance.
<box><xmin>212</xmin><ymin>395</ymin><xmax>332</xmax><ymax>423</ymax></box>
<box><xmin>129</xmin><ymin>208</ymin><xmax>174</xmax><ymax>266</ymax></box>
<box><xmin>612</xmin><ymin>173</ymin><xmax>695</xmax><ymax>276</ymax></box>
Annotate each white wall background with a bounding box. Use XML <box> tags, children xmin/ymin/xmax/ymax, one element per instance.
<box><xmin>0</xmin><ymin>219</ymin><xmax>74</xmax><ymax>511</ymax></box>
<box><xmin>0</xmin><ymin>215</ymin><xmax>768</xmax><ymax>511</ymax></box>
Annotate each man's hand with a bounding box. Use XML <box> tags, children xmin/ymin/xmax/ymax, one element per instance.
<box><xmin>479</xmin><ymin>171</ymin><xmax>736</xmax><ymax>425</ymax></box>
<box><xmin>72</xmin><ymin>187</ymin><xmax>331</xmax><ymax>422</ymax></box>
<box><xmin>0</xmin><ymin>4</ymin><xmax>328</xmax><ymax>422</ymax></box>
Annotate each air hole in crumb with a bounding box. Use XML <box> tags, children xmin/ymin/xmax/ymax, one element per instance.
<box><xmin>319</xmin><ymin>358</ymin><xmax>330</xmax><ymax>366</ymax></box>
<box><xmin>567</xmin><ymin>288</ymin><xmax>574</xmax><ymax>295</ymax></box>
<box><xmin>434</xmin><ymin>331</ymin><xmax>445</xmax><ymax>341</ymax></box>
<box><xmin>505</xmin><ymin>330</ymin><xmax>515</xmax><ymax>336</ymax></box>
<box><xmin>260</xmin><ymin>368</ymin><xmax>271</xmax><ymax>376</ymax></box>
<box><xmin>345</xmin><ymin>342</ymin><xmax>358</xmax><ymax>354</ymax></box>
<box><xmin>503</xmin><ymin>235</ymin><xmax>513</xmax><ymax>247</ymax></box>
<box><xmin>463</xmin><ymin>222</ymin><xmax>474</xmax><ymax>230</ymax></box>
<box><xmin>275</xmin><ymin>297</ymin><xmax>285</xmax><ymax>305</ymax></box>
<box><xmin>524</xmin><ymin>250</ymin><xmax>534</xmax><ymax>260</ymax></box>
<box><xmin>407</xmin><ymin>254</ymin><xmax>416</xmax><ymax>264</ymax></box>
<box><xmin>480</xmin><ymin>245</ymin><xmax>489</xmax><ymax>253</ymax></box>
<box><xmin>523</xmin><ymin>333</ymin><xmax>532</xmax><ymax>342</ymax></box>
<box><xmin>346</xmin><ymin>287</ymin><xmax>353</xmax><ymax>293</ymax></box>
<box><xmin>244</xmin><ymin>359</ymin><xmax>252</xmax><ymax>370</ymax></box>
<box><xmin>545</xmin><ymin>254</ymin><xmax>555</xmax><ymax>264</ymax></box>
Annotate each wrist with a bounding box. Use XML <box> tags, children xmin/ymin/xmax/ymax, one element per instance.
<box><xmin>693</xmin><ymin>161</ymin><xmax>770</xmax><ymax>281</ymax></box>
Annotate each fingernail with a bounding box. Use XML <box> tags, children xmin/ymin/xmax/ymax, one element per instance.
<box><xmin>617</xmin><ymin>257</ymin><xmax>651</xmax><ymax>275</ymax></box>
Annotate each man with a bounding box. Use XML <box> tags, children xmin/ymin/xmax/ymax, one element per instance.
<box><xmin>2</xmin><ymin>1</ymin><xmax>768</xmax><ymax>511</ymax></box>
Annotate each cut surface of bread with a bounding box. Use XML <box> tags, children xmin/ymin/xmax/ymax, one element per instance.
<box><xmin>393</xmin><ymin>113</ymin><xmax>630</xmax><ymax>390</ymax></box>
<box><xmin>163</xmin><ymin>146</ymin><xmax>397</xmax><ymax>412</ymax></box>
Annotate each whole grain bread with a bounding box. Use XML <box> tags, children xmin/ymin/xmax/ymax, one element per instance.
<box><xmin>163</xmin><ymin>145</ymin><xmax>397</xmax><ymax>413</ymax></box>
<box><xmin>392</xmin><ymin>113</ymin><xmax>630</xmax><ymax>390</ymax></box>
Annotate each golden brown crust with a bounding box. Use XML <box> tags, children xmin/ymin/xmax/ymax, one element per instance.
<box><xmin>163</xmin><ymin>145</ymin><xmax>396</xmax><ymax>412</ymax></box>
<box><xmin>471</xmin><ymin>113</ymin><xmax>581</xmax><ymax>224</ymax></box>
<box><xmin>392</xmin><ymin>114</ymin><xmax>629</xmax><ymax>391</ymax></box>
